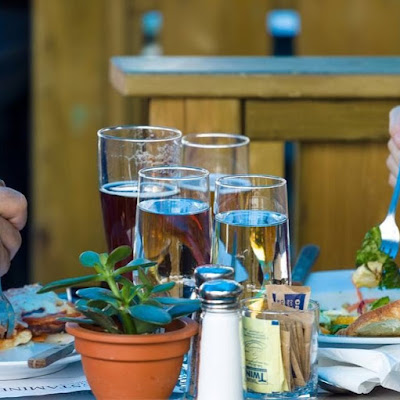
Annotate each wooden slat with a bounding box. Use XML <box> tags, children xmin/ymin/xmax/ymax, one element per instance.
<box><xmin>149</xmin><ymin>99</ymin><xmax>185</xmax><ymax>131</ymax></box>
<box><xmin>110</xmin><ymin>56</ymin><xmax>400</xmax><ymax>98</ymax></box>
<box><xmin>249</xmin><ymin>141</ymin><xmax>285</xmax><ymax>177</ymax></box>
<box><xmin>246</xmin><ymin>100</ymin><xmax>400</xmax><ymax>141</ymax></box>
<box><xmin>110</xmin><ymin>73</ymin><xmax>400</xmax><ymax>99</ymax></box>
<box><xmin>298</xmin><ymin>142</ymin><xmax>392</xmax><ymax>271</ymax></box>
<box><xmin>298</xmin><ymin>0</ymin><xmax>400</xmax><ymax>56</ymax></box>
<box><xmin>161</xmin><ymin>0</ymin><xmax>271</xmax><ymax>56</ymax></box>
<box><xmin>32</xmin><ymin>0</ymin><xmax>110</xmax><ymax>283</ymax></box>
<box><xmin>184</xmin><ymin>99</ymin><xmax>241</xmax><ymax>133</ymax></box>
<box><xmin>149</xmin><ymin>98</ymin><xmax>242</xmax><ymax>136</ymax></box>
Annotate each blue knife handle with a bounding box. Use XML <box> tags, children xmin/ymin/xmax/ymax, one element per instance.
<box><xmin>291</xmin><ymin>244</ymin><xmax>320</xmax><ymax>285</ymax></box>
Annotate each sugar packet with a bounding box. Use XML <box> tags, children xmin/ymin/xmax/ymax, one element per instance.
<box><xmin>266</xmin><ymin>284</ymin><xmax>310</xmax><ymax>310</ymax></box>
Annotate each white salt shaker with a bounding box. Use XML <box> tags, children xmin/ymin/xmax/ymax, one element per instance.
<box><xmin>186</xmin><ymin>265</ymin><xmax>235</xmax><ymax>398</ymax></box>
<box><xmin>196</xmin><ymin>279</ymin><xmax>244</xmax><ymax>400</ymax></box>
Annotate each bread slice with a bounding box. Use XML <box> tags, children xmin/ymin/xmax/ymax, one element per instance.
<box><xmin>340</xmin><ymin>299</ymin><xmax>400</xmax><ymax>337</ymax></box>
<box><xmin>0</xmin><ymin>329</ymin><xmax>32</xmax><ymax>350</ymax></box>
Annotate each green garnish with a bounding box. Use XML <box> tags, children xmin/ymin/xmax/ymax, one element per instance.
<box><xmin>381</xmin><ymin>261</ymin><xmax>400</xmax><ymax>289</ymax></box>
<box><xmin>356</xmin><ymin>226</ymin><xmax>400</xmax><ymax>289</ymax></box>
<box><xmin>370</xmin><ymin>296</ymin><xmax>390</xmax><ymax>310</ymax></box>
<box><xmin>356</xmin><ymin>226</ymin><xmax>389</xmax><ymax>266</ymax></box>
<box><xmin>330</xmin><ymin>324</ymin><xmax>349</xmax><ymax>334</ymax></box>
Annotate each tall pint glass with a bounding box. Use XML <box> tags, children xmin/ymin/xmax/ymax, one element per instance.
<box><xmin>97</xmin><ymin>126</ymin><xmax>182</xmax><ymax>255</ymax></box>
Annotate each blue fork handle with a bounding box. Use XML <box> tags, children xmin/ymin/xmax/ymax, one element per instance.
<box><xmin>0</xmin><ymin>279</ymin><xmax>15</xmax><ymax>339</ymax></box>
<box><xmin>389</xmin><ymin>164</ymin><xmax>400</xmax><ymax>215</ymax></box>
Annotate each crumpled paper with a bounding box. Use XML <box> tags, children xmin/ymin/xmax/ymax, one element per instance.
<box><xmin>0</xmin><ymin>361</ymin><xmax>89</xmax><ymax>398</ymax></box>
<box><xmin>318</xmin><ymin>344</ymin><xmax>400</xmax><ymax>394</ymax></box>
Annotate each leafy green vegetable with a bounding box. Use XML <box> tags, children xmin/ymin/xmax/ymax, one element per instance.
<box><xmin>356</xmin><ymin>226</ymin><xmax>389</xmax><ymax>266</ymax></box>
<box><xmin>330</xmin><ymin>324</ymin><xmax>349</xmax><ymax>335</ymax></box>
<box><xmin>370</xmin><ymin>296</ymin><xmax>390</xmax><ymax>310</ymax></box>
<box><xmin>355</xmin><ymin>226</ymin><xmax>400</xmax><ymax>289</ymax></box>
<box><xmin>381</xmin><ymin>261</ymin><xmax>400</xmax><ymax>289</ymax></box>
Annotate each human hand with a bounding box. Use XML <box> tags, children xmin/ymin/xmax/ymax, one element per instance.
<box><xmin>387</xmin><ymin>106</ymin><xmax>400</xmax><ymax>186</ymax></box>
<box><xmin>0</xmin><ymin>183</ymin><xmax>27</xmax><ymax>277</ymax></box>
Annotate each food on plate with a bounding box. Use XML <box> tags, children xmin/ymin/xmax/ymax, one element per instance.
<box><xmin>337</xmin><ymin>299</ymin><xmax>400</xmax><ymax>337</ymax></box>
<box><xmin>0</xmin><ymin>329</ymin><xmax>32</xmax><ymax>350</ymax></box>
<box><xmin>319</xmin><ymin>296</ymin><xmax>393</xmax><ymax>335</ymax></box>
<box><xmin>0</xmin><ymin>283</ymin><xmax>78</xmax><ymax>349</ymax></box>
<box><xmin>352</xmin><ymin>226</ymin><xmax>400</xmax><ymax>289</ymax></box>
<box><xmin>319</xmin><ymin>226</ymin><xmax>400</xmax><ymax>337</ymax></box>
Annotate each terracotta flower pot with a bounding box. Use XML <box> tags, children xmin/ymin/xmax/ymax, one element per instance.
<box><xmin>66</xmin><ymin>317</ymin><xmax>198</xmax><ymax>400</ymax></box>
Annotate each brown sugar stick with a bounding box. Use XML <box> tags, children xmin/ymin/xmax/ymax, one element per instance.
<box><xmin>280</xmin><ymin>322</ymin><xmax>292</xmax><ymax>391</ymax></box>
<box><xmin>289</xmin><ymin>322</ymin><xmax>305</xmax><ymax>387</ymax></box>
<box><xmin>295</xmin><ymin>321</ymin><xmax>306</xmax><ymax>376</ymax></box>
<box><xmin>302</xmin><ymin>320</ymin><xmax>312</xmax><ymax>381</ymax></box>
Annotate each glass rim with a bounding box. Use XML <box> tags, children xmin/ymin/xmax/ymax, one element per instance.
<box><xmin>215</xmin><ymin>174</ymin><xmax>286</xmax><ymax>190</ymax></box>
<box><xmin>138</xmin><ymin>165</ymin><xmax>210</xmax><ymax>181</ymax></box>
<box><xmin>240</xmin><ymin>298</ymin><xmax>319</xmax><ymax>314</ymax></box>
<box><xmin>97</xmin><ymin>125</ymin><xmax>182</xmax><ymax>142</ymax></box>
<box><xmin>182</xmin><ymin>133</ymin><xmax>250</xmax><ymax>149</ymax></box>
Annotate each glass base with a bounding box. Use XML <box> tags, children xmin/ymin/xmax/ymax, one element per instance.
<box><xmin>174</xmin><ymin>353</ymin><xmax>188</xmax><ymax>394</ymax></box>
<box><xmin>245</xmin><ymin>378</ymin><xmax>318</xmax><ymax>399</ymax></box>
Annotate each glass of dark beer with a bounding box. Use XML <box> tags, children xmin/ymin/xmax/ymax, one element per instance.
<box><xmin>97</xmin><ymin>126</ymin><xmax>182</xmax><ymax>256</ymax></box>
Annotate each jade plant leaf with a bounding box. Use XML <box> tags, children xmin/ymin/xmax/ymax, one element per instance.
<box><xmin>57</xmin><ymin>317</ymin><xmax>95</xmax><ymax>325</ymax></box>
<box><xmin>79</xmin><ymin>251</ymin><xmax>100</xmax><ymax>267</ymax></box>
<box><xmin>86</xmin><ymin>301</ymin><xmax>118</xmax><ymax>317</ymax></box>
<box><xmin>74</xmin><ymin>299</ymin><xmax>89</xmax><ymax>309</ymax></box>
<box><xmin>143</xmin><ymin>298</ymin><xmax>163</xmax><ymax>308</ymax></box>
<box><xmin>134</xmin><ymin>320</ymin><xmax>159</xmax><ymax>335</ymax></box>
<box><xmin>129</xmin><ymin>304</ymin><xmax>172</xmax><ymax>325</ymax></box>
<box><xmin>151</xmin><ymin>281</ymin><xmax>176</xmax><ymax>294</ymax></box>
<box><xmin>37</xmin><ymin>274</ymin><xmax>102</xmax><ymax>293</ymax></box>
<box><xmin>76</xmin><ymin>287</ymin><xmax>120</xmax><ymax>306</ymax></box>
<box><xmin>137</xmin><ymin>267</ymin><xmax>153</xmax><ymax>290</ymax></box>
<box><xmin>156</xmin><ymin>297</ymin><xmax>197</xmax><ymax>305</ymax></box>
<box><xmin>166</xmin><ymin>300</ymin><xmax>201</xmax><ymax>319</ymax></box>
<box><xmin>78</xmin><ymin>305</ymin><xmax>121</xmax><ymax>334</ymax></box>
<box><xmin>107</xmin><ymin>246</ymin><xmax>132</xmax><ymax>268</ymax></box>
<box><xmin>113</xmin><ymin>261</ymin><xmax>156</xmax><ymax>277</ymax></box>
<box><xmin>99</xmin><ymin>253</ymin><xmax>108</xmax><ymax>265</ymax></box>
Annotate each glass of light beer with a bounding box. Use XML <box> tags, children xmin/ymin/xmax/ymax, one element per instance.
<box><xmin>134</xmin><ymin>166</ymin><xmax>211</xmax><ymax>298</ymax></box>
<box><xmin>212</xmin><ymin>175</ymin><xmax>291</xmax><ymax>297</ymax></box>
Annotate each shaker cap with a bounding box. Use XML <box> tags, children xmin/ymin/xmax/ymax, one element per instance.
<box><xmin>199</xmin><ymin>279</ymin><xmax>243</xmax><ymax>309</ymax></box>
<box><xmin>194</xmin><ymin>265</ymin><xmax>235</xmax><ymax>287</ymax></box>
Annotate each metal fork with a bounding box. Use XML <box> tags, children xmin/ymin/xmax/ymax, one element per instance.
<box><xmin>0</xmin><ymin>179</ymin><xmax>15</xmax><ymax>339</ymax></box>
<box><xmin>0</xmin><ymin>278</ymin><xmax>15</xmax><ymax>339</ymax></box>
<box><xmin>379</xmin><ymin>168</ymin><xmax>400</xmax><ymax>259</ymax></box>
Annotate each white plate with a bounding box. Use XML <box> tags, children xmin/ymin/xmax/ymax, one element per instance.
<box><xmin>0</xmin><ymin>341</ymin><xmax>80</xmax><ymax>380</ymax></box>
<box><xmin>305</xmin><ymin>269</ymin><xmax>400</xmax><ymax>349</ymax></box>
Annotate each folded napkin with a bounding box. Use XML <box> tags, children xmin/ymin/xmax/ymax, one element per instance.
<box><xmin>318</xmin><ymin>344</ymin><xmax>400</xmax><ymax>394</ymax></box>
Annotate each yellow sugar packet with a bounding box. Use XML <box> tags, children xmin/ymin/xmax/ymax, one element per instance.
<box><xmin>242</xmin><ymin>317</ymin><xmax>288</xmax><ymax>394</ymax></box>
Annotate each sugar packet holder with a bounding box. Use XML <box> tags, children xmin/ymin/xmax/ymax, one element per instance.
<box><xmin>242</xmin><ymin>285</ymin><xmax>317</xmax><ymax>396</ymax></box>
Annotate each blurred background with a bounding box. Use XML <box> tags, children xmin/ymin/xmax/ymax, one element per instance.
<box><xmin>3</xmin><ymin>0</ymin><xmax>400</xmax><ymax>287</ymax></box>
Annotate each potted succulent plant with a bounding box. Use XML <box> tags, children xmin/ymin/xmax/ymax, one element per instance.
<box><xmin>38</xmin><ymin>245</ymin><xmax>199</xmax><ymax>400</ymax></box>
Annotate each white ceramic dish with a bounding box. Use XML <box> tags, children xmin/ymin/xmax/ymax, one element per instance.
<box><xmin>0</xmin><ymin>341</ymin><xmax>80</xmax><ymax>380</ymax></box>
<box><xmin>305</xmin><ymin>269</ymin><xmax>400</xmax><ymax>349</ymax></box>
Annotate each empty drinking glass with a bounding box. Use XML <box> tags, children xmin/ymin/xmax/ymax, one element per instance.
<box><xmin>182</xmin><ymin>133</ymin><xmax>249</xmax><ymax>208</ymax></box>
